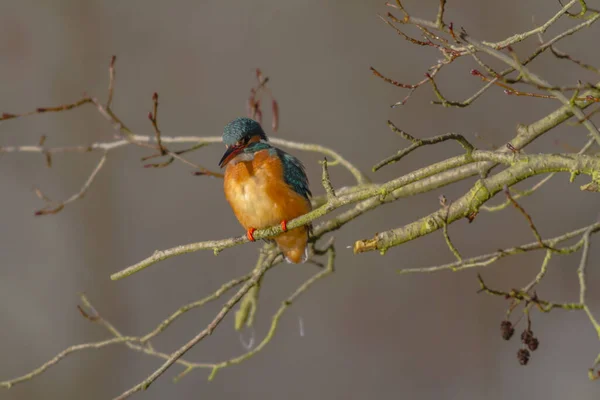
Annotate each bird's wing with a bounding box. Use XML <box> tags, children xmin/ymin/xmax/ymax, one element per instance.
<box><xmin>275</xmin><ymin>148</ymin><xmax>312</xmax><ymax>201</ymax></box>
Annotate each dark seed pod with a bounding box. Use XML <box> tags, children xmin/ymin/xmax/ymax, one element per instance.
<box><xmin>521</xmin><ymin>329</ymin><xmax>534</xmax><ymax>345</ymax></box>
<box><xmin>517</xmin><ymin>348</ymin><xmax>530</xmax><ymax>366</ymax></box>
<box><xmin>527</xmin><ymin>337</ymin><xmax>539</xmax><ymax>351</ymax></box>
<box><xmin>501</xmin><ymin>320</ymin><xmax>515</xmax><ymax>341</ymax></box>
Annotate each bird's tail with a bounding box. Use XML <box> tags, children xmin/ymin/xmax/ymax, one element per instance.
<box><xmin>275</xmin><ymin>226</ymin><xmax>309</xmax><ymax>264</ymax></box>
<box><xmin>283</xmin><ymin>244</ymin><xmax>309</xmax><ymax>264</ymax></box>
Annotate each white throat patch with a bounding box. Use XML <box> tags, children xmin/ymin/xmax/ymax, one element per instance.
<box><xmin>229</xmin><ymin>152</ymin><xmax>255</xmax><ymax>166</ymax></box>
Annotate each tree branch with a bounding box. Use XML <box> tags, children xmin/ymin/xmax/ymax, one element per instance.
<box><xmin>113</xmin><ymin>250</ymin><xmax>280</xmax><ymax>399</ymax></box>
<box><xmin>373</xmin><ymin>120</ymin><xmax>474</xmax><ymax>171</ymax></box>
<box><xmin>397</xmin><ymin>222</ymin><xmax>599</xmax><ymax>274</ymax></box>
<box><xmin>354</xmin><ymin>152</ymin><xmax>600</xmax><ymax>254</ymax></box>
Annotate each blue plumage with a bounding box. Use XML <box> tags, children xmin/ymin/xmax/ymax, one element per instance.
<box><xmin>223</xmin><ymin>118</ymin><xmax>267</xmax><ymax>145</ymax></box>
<box><xmin>275</xmin><ymin>148</ymin><xmax>312</xmax><ymax>201</ymax></box>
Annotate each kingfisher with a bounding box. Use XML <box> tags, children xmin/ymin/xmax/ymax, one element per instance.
<box><xmin>219</xmin><ymin>117</ymin><xmax>312</xmax><ymax>263</ymax></box>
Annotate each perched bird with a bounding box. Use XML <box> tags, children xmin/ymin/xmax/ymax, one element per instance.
<box><xmin>219</xmin><ymin>117</ymin><xmax>312</xmax><ymax>263</ymax></box>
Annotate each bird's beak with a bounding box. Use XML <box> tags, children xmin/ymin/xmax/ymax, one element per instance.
<box><xmin>218</xmin><ymin>144</ymin><xmax>243</xmax><ymax>168</ymax></box>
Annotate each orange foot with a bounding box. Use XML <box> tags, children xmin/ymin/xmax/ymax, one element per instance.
<box><xmin>246</xmin><ymin>227</ymin><xmax>257</xmax><ymax>242</ymax></box>
<box><xmin>280</xmin><ymin>220</ymin><xmax>288</xmax><ymax>232</ymax></box>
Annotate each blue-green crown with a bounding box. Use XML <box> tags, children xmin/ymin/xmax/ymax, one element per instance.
<box><xmin>222</xmin><ymin>117</ymin><xmax>268</xmax><ymax>145</ymax></box>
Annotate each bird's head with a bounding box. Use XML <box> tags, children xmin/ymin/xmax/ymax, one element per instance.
<box><xmin>219</xmin><ymin>117</ymin><xmax>268</xmax><ymax>168</ymax></box>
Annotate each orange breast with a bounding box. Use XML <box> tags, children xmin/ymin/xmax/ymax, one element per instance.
<box><xmin>224</xmin><ymin>149</ymin><xmax>311</xmax><ymax>263</ymax></box>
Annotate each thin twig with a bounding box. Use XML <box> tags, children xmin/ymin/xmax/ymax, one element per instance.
<box><xmin>140</xmin><ymin>274</ymin><xmax>252</xmax><ymax>343</ymax></box>
<box><xmin>113</xmin><ymin>251</ymin><xmax>280</xmax><ymax>399</ymax></box>
<box><xmin>503</xmin><ymin>186</ymin><xmax>551</xmax><ymax>250</ymax></box>
<box><xmin>435</xmin><ymin>0</ymin><xmax>446</xmax><ymax>28</ymax></box>
<box><xmin>204</xmin><ymin>244</ymin><xmax>335</xmax><ymax>381</ymax></box>
<box><xmin>0</xmin><ymin>97</ymin><xmax>92</xmax><ymax>121</ymax></box>
<box><xmin>148</xmin><ymin>92</ymin><xmax>166</xmax><ymax>155</ymax></box>
<box><xmin>397</xmin><ymin>222</ymin><xmax>600</xmax><ymax>274</ymax></box>
<box><xmin>439</xmin><ymin>196</ymin><xmax>462</xmax><ymax>263</ymax></box>
<box><xmin>373</xmin><ymin>120</ymin><xmax>474</xmax><ymax>171</ymax></box>
<box><xmin>482</xmin><ymin>137</ymin><xmax>596</xmax><ymax>212</ymax></box>
<box><xmin>107</xmin><ymin>55</ymin><xmax>116</xmax><ymax>109</ymax></box>
<box><xmin>460</xmin><ymin>32</ymin><xmax>600</xmax><ymax>147</ymax></box>
<box><xmin>477</xmin><ymin>274</ymin><xmax>582</xmax><ymax>312</ymax></box>
<box><xmin>577</xmin><ymin>230</ymin><xmax>600</xmax><ymax>339</ymax></box>
<box><xmin>321</xmin><ymin>158</ymin><xmax>336</xmax><ymax>200</ymax></box>
<box><xmin>34</xmin><ymin>152</ymin><xmax>108</xmax><ymax>216</ymax></box>
<box><xmin>0</xmin><ymin>336</ymin><xmax>137</xmax><ymax>389</ymax></box>
<box><xmin>522</xmin><ymin>249</ymin><xmax>553</xmax><ymax>293</ymax></box>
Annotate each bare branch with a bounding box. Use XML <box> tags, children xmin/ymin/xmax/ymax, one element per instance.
<box><xmin>34</xmin><ymin>152</ymin><xmax>108</xmax><ymax>216</ymax></box>
<box><xmin>0</xmin><ymin>336</ymin><xmax>137</xmax><ymax>389</ymax></box>
<box><xmin>148</xmin><ymin>92</ymin><xmax>166</xmax><ymax>155</ymax></box>
<box><xmin>320</xmin><ymin>158</ymin><xmax>336</xmax><ymax>200</ymax></box>
<box><xmin>460</xmin><ymin>32</ymin><xmax>600</xmax><ymax>146</ymax></box>
<box><xmin>440</xmin><ymin>196</ymin><xmax>462</xmax><ymax>263</ymax></box>
<box><xmin>0</xmin><ymin>97</ymin><xmax>92</xmax><ymax>122</ymax></box>
<box><xmin>477</xmin><ymin>274</ymin><xmax>582</xmax><ymax>312</ymax></box>
<box><xmin>373</xmin><ymin>120</ymin><xmax>474</xmax><ymax>171</ymax></box>
<box><xmin>522</xmin><ymin>250</ymin><xmax>554</xmax><ymax>293</ymax></box>
<box><xmin>206</xmin><ymin>244</ymin><xmax>335</xmax><ymax>381</ymax></box>
<box><xmin>398</xmin><ymin>222</ymin><xmax>599</xmax><ymax>274</ymax></box>
<box><xmin>113</xmin><ymin>251</ymin><xmax>280</xmax><ymax>399</ymax></box>
<box><xmin>503</xmin><ymin>186</ymin><xmax>554</xmax><ymax>251</ymax></box>
<box><xmin>577</xmin><ymin>230</ymin><xmax>600</xmax><ymax>339</ymax></box>
<box><xmin>140</xmin><ymin>274</ymin><xmax>252</xmax><ymax>343</ymax></box>
<box><xmin>107</xmin><ymin>55</ymin><xmax>116</xmax><ymax>109</ymax></box>
<box><xmin>354</xmin><ymin>152</ymin><xmax>600</xmax><ymax>254</ymax></box>
<box><xmin>435</xmin><ymin>0</ymin><xmax>446</xmax><ymax>28</ymax></box>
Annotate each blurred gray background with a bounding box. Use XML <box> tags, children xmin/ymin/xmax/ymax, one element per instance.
<box><xmin>1</xmin><ymin>0</ymin><xmax>599</xmax><ymax>399</ymax></box>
